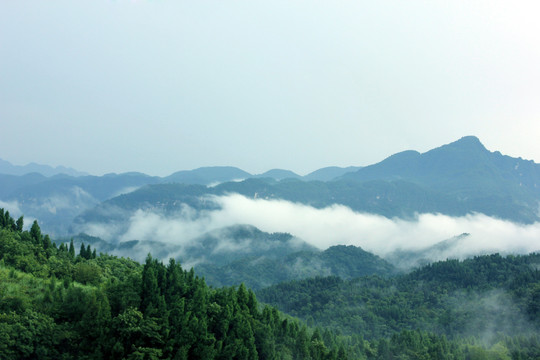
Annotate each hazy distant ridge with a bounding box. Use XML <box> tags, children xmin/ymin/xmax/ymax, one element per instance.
<box><xmin>3</xmin><ymin>136</ymin><xmax>540</xmax><ymax>238</ymax></box>
<box><xmin>0</xmin><ymin>158</ymin><xmax>88</xmax><ymax>177</ymax></box>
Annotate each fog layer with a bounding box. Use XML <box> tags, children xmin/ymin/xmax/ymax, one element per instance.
<box><xmin>81</xmin><ymin>194</ymin><xmax>540</xmax><ymax>260</ymax></box>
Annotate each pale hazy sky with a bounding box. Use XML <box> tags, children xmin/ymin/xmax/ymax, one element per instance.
<box><xmin>1</xmin><ymin>1</ymin><xmax>539</xmax><ymax>176</ymax></box>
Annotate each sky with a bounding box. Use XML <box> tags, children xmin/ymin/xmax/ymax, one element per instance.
<box><xmin>1</xmin><ymin>1</ymin><xmax>540</xmax><ymax>177</ymax></box>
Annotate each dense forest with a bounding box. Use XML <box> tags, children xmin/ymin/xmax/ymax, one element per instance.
<box><xmin>2</xmin><ymin>208</ymin><xmax>540</xmax><ymax>359</ymax></box>
<box><xmin>0</xmin><ymin>208</ymin><xmax>352</xmax><ymax>359</ymax></box>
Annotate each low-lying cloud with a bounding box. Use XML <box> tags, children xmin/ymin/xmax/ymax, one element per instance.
<box><xmin>0</xmin><ymin>200</ymin><xmax>22</xmax><ymax>216</ymax></box>
<box><xmin>81</xmin><ymin>194</ymin><xmax>540</xmax><ymax>262</ymax></box>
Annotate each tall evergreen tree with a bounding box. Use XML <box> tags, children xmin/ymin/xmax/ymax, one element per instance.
<box><xmin>69</xmin><ymin>238</ymin><xmax>75</xmax><ymax>258</ymax></box>
<box><xmin>80</xmin><ymin>243</ymin><xmax>87</xmax><ymax>259</ymax></box>
<box><xmin>15</xmin><ymin>216</ymin><xmax>24</xmax><ymax>232</ymax></box>
<box><xmin>140</xmin><ymin>255</ymin><xmax>160</xmax><ymax>316</ymax></box>
<box><xmin>30</xmin><ymin>220</ymin><xmax>42</xmax><ymax>244</ymax></box>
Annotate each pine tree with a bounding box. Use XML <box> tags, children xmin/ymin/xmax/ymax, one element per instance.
<box><xmin>80</xmin><ymin>243</ymin><xmax>87</xmax><ymax>259</ymax></box>
<box><xmin>15</xmin><ymin>216</ymin><xmax>24</xmax><ymax>232</ymax></box>
<box><xmin>30</xmin><ymin>220</ymin><xmax>42</xmax><ymax>244</ymax></box>
<box><xmin>69</xmin><ymin>239</ymin><xmax>75</xmax><ymax>258</ymax></box>
<box><xmin>43</xmin><ymin>234</ymin><xmax>52</xmax><ymax>251</ymax></box>
<box><xmin>141</xmin><ymin>254</ymin><xmax>160</xmax><ymax>316</ymax></box>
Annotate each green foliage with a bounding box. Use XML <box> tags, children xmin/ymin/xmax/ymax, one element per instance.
<box><xmin>258</xmin><ymin>253</ymin><xmax>540</xmax><ymax>343</ymax></box>
<box><xmin>0</xmin><ymin>310</ymin><xmax>59</xmax><ymax>359</ymax></box>
<box><xmin>196</xmin><ymin>242</ymin><xmax>395</xmax><ymax>290</ymax></box>
<box><xmin>2</xmin><ymin>208</ymin><xmax>540</xmax><ymax>359</ymax></box>
<box><xmin>0</xmin><ymin>209</ymin><xmax>353</xmax><ymax>359</ymax></box>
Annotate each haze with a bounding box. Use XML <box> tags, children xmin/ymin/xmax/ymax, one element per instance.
<box><xmin>1</xmin><ymin>1</ymin><xmax>540</xmax><ymax>176</ymax></box>
<box><xmin>80</xmin><ymin>194</ymin><xmax>540</xmax><ymax>264</ymax></box>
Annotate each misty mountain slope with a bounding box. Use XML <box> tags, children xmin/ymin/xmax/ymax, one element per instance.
<box><xmin>253</xmin><ymin>169</ymin><xmax>302</xmax><ymax>180</ymax></box>
<box><xmin>195</xmin><ymin>244</ymin><xmax>396</xmax><ymax>290</ymax></box>
<box><xmin>73</xmin><ymin>178</ymin><xmax>330</xmax><ymax>232</ymax></box>
<box><xmin>64</xmin><ymin>221</ymin><xmax>395</xmax><ymax>290</ymax></box>
<box><xmin>256</xmin><ymin>253</ymin><xmax>540</xmax><ymax>340</ymax></box>
<box><xmin>0</xmin><ymin>173</ymin><xmax>48</xmax><ymax>198</ymax></box>
<box><xmin>163</xmin><ymin>166</ymin><xmax>251</xmax><ymax>185</ymax></box>
<box><xmin>5</xmin><ymin>135</ymin><xmax>540</xmax><ymax>239</ymax></box>
<box><xmin>66</xmin><ymin>223</ymin><xmax>315</xmax><ymax>263</ymax></box>
<box><xmin>180</xmin><ymin>224</ymin><xmax>315</xmax><ymax>266</ymax></box>
<box><xmin>340</xmin><ymin>136</ymin><xmax>540</xmax><ymax>221</ymax></box>
<box><xmin>72</xmin><ymin>183</ymin><xmax>219</xmax><ymax>229</ymax></box>
<box><xmin>342</xmin><ymin>135</ymin><xmax>540</xmax><ymax>191</ymax></box>
<box><xmin>6</xmin><ymin>173</ymin><xmax>160</xmax><ymax>203</ymax></box>
<box><xmin>77</xmin><ymin>171</ymin><xmax>529</xmax><ymax>234</ymax></box>
<box><xmin>73</xmin><ymin>136</ymin><xmax>540</xmax><ymax>234</ymax></box>
<box><xmin>385</xmin><ymin>233</ymin><xmax>473</xmax><ymax>270</ymax></box>
<box><xmin>1</xmin><ymin>172</ymin><xmax>161</xmax><ymax>235</ymax></box>
<box><xmin>304</xmin><ymin>166</ymin><xmax>363</xmax><ymax>181</ymax></box>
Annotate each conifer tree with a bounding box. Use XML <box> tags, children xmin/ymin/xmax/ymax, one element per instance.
<box><xmin>15</xmin><ymin>216</ymin><xmax>24</xmax><ymax>232</ymax></box>
<box><xmin>30</xmin><ymin>220</ymin><xmax>42</xmax><ymax>244</ymax></box>
<box><xmin>43</xmin><ymin>234</ymin><xmax>52</xmax><ymax>250</ymax></box>
<box><xmin>141</xmin><ymin>255</ymin><xmax>160</xmax><ymax>316</ymax></box>
<box><xmin>80</xmin><ymin>243</ymin><xmax>87</xmax><ymax>259</ymax></box>
<box><xmin>69</xmin><ymin>238</ymin><xmax>75</xmax><ymax>258</ymax></box>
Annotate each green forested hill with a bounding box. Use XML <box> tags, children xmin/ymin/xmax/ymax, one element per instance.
<box><xmin>3</xmin><ymin>208</ymin><xmax>540</xmax><ymax>359</ymax></box>
<box><xmin>64</xmin><ymin>226</ymin><xmax>396</xmax><ymax>289</ymax></box>
<box><xmin>0</xmin><ymin>209</ymin><xmax>354</xmax><ymax>359</ymax></box>
<box><xmin>257</xmin><ymin>253</ymin><xmax>540</xmax><ymax>347</ymax></box>
<box><xmin>196</xmin><ymin>244</ymin><xmax>396</xmax><ymax>290</ymax></box>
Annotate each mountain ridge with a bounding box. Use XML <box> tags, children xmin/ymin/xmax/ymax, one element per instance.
<box><xmin>3</xmin><ymin>136</ymin><xmax>540</xmax><ymax>238</ymax></box>
<box><xmin>0</xmin><ymin>158</ymin><xmax>88</xmax><ymax>177</ymax></box>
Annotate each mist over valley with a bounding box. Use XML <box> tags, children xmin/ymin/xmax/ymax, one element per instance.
<box><xmin>2</xmin><ymin>136</ymin><xmax>540</xmax><ymax>359</ymax></box>
<box><xmin>2</xmin><ymin>136</ymin><xmax>540</xmax><ymax>271</ymax></box>
<box><xmin>3</xmin><ymin>2</ymin><xmax>540</xmax><ymax>356</ymax></box>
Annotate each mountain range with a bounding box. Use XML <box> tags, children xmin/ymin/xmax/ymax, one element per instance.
<box><xmin>0</xmin><ymin>158</ymin><xmax>88</xmax><ymax>177</ymax></box>
<box><xmin>2</xmin><ymin>137</ymin><xmax>540</xmax><ymax>359</ymax></box>
<box><xmin>71</xmin><ymin>136</ymin><xmax>540</xmax><ymax>233</ymax></box>
<box><xmin>2</xmin><ymin>135</ymin><xmax>539</xmax><ymax>248</ymax></box>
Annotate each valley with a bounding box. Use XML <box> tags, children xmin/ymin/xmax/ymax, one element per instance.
<box><xmin>1</xmin><ymin>136</ymin><xmax>540</xmax><ymax>359</ymax></box>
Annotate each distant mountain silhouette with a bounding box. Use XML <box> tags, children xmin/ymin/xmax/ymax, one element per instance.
<box><xmin>0</xmin><ymin>158</ymin><xmax>88</xmax><ymax>177</ymax></box>
<box><xmin>254</xmin><ymin>169</ymin><xmax>302</xmax><ymax>180</ymax></box>
<box><xmin>163</xmin><ymin>166</ymin><xmax>251</xmax><ymax>185</ymax></box>
<box><xmin>3</xmin><ymin>136</ymin><xmax>540</xmax><ymax>237</ymax></box>
<box><xmin>337</xmin><ymin>136</ymin><xmax>540</xmax><ymax>221</ymax></box>
<box><xmin>77</xmin><ymin>136</ymin><xmax>540</xmax><ymax>228</ymax></box>
<box><xmin>342</xmin><ymin>136</ymin><xmax>539</xmax><ymax>196</ymax></box>
<box><xmin>304</xmin><ymin>166</ymin><xmax>363</xmax><ymax>181</ymax></box>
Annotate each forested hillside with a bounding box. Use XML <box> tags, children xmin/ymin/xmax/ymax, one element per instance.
<box><xmin>3</xmin><ymin>208</ymin><xmax>540</xmax><ymax>359</ymax></box>
<box><xmin>197</xmin><ymin>244</ymin><xmax>396</xmax><ymax>290</ymax></box>
<box><xmin>257</xmin><ymin>253</ymin><xmax>540</xmax><ymax>356</ymax></box>
<box><xmin>0</xmin><ymin>209</ymin><xmax>351</xmax><ymax>359</ymax></box>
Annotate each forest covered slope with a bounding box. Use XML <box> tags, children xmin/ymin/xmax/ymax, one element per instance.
<box><xmin>2</xmin><ymin>208</ymin><xmax>540</xmax><ymax>359</ymax></box>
